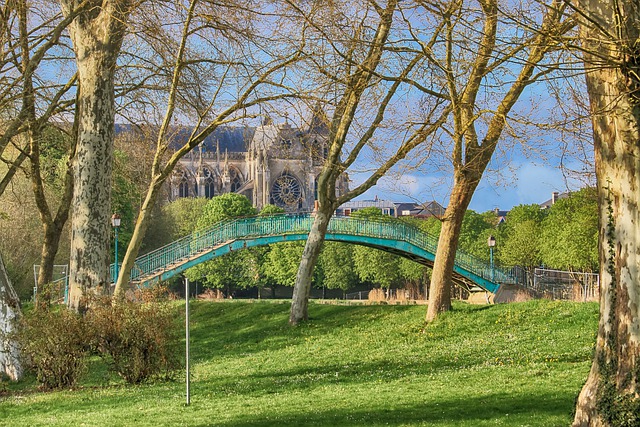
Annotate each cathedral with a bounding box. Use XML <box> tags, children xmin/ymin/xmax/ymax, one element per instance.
<box><xmin>168</xmin><ymin>110</ymin><xmax>348</xmax><ymax>212</ymax></box>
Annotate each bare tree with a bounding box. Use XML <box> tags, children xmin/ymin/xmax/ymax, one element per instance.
<box><xmin>59</xmin><ymin>0</ymin><xmax>133</xmax><ymax>311</ymax></box>
<box><xmin>0</xmin><ymin>0</ymin><xmax>82</xmax><ymax>197</ymax></box>
<box><xmin>112</xmin><ymin>0</ymin><xmax>307</xmax><ymax>298</ymax></box>
<box><xmin>415</xmin><ymin>0</ymin><xmax>576</xmax><ymax>322</ymax></box>
<box><xmin>288</xmin><ymin>0</ymin><xmax>451</xmax><ymax>324</ymax></box>
<box><xmin>571</xmin><ymin>0</ymin><xmax>640</xmax><ymax>425</ymax></box>
<box><xmin>11</xmin><ymin>0</ymin><xmax>78</xmax><ymax>303</ymax></box>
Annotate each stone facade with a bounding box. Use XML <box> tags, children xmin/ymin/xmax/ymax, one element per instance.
<box><xmin>169</xmin><ymin>113</ymin><xmax>348</xmax><ymax>212</ymax></box>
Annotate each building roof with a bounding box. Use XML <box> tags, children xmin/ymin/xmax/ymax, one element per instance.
<box><xmin>339</xmin><ymin>199</ymin><xmax>398</xmax><ymax>210</ymax></box>
<box><xmin>412</xmin><ymin>200</ymin><xmax>446</xmax><ymax>217</ymax></box>
<box><xmin>539</xmin><ymin>191</ymin><xmax>569</xmax><ymax>209</ymax></box>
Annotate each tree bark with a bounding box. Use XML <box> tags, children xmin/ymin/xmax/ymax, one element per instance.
<box><xmin>113</xmin><ymin>179</ymin><xmax>162</xmax><ymax>299</ymax></box>
<box><xmin>289</xmin><ymin>208</ymin><xmax>331</xmax><ymax>325</ymax></box>
<box><xmin>61</xmin><ymin>0</ymin><xmax>131</xmax><ymax>311</ymax></box>
<box><xmin>572</xmin><ymin>1</ymin><xmax>640</xmax><ymax>424</ymax></box>
<box><xmin>0</xmin><ymin>251</ymin><xmax>22</xmax><ymax>381</ymax></box>
<box><xmin>424</xmin><ymin>0</ymin><xmax>570</xmax><ymax>322</ymax></box>
<box><xmin>425</xmin><ymin>174</ymin><xmax>477</xmax><ymax>322</ymax></box>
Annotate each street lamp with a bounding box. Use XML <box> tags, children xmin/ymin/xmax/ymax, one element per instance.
<box><xmin>487</xmin><ymin>235</ymin><xmax>496</xmax><ymax>281</ymax></box>
<box><xmin>111</xmin><ymin>213</ymin><xmax>121</xmax><ymax>283</ymax></box>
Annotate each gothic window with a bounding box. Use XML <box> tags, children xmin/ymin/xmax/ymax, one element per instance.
<box><xmin>314</xmin><ymin>176</ymin><xmax>319</xmax><ymax>201</ymax></box>
<box><xmin>178</xmin><ymin>173</ymin><xmax>190</xmax><ymax>198</ymax></box>
<box><xmin>230</xmin><ymin>168</ymin><xmax>244</xmax><ymax>192</ymax></box>
<box><xmin>203</xmin><ymin>169</ymin><xmax>215</xmax><ymax>199</ymax></box>
<box><xmin>271</xmin><ymin>173</ymin><xmax>302</xmax><ymax>209</ymax></box>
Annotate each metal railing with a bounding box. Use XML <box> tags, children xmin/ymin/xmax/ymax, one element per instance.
<box><xmin>124</xmin><ymin>213</ymin><xmax>519</xmax><ymax>287</ymax></box>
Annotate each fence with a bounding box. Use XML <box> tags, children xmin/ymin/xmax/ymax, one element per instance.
<box><xmin>526</xmin><ymin>268</ymin><xmax>599</xmax><ymax>301</ymax></box>
<box><xmin>33</xmin><ymin>264</ymin><xmax>69</xmax><ymax>303</ymax></box>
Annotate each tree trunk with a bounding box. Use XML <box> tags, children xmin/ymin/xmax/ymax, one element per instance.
<box><xmin>113</xmin><ymin>180</ymin><xmax>161</xmax><ymax>299</ymax></box>
<box><xmin>426</xmin><ymin>176</ymin><xmax>477</xmax><ymax>322</ymax></box>
<box><xmin>35</xmin><ymin>224</ymin><xmax>64</xmax><ymax>306</ymax></box>
<box><xmin>61</xmin><ymin>0</ymin><xmax>131</xmax><ymax>311</ymax></box>
<box><xmin>0</xmin><ymin>251</ymin><xmax>22</xmax><ymax>381</ymax></box>
<box><xmin>289</xmin><ymin>208</ymin><xmax>331</xmax><ymax>325</ymax></box>
<box><xmin>572</xmin><ymin>1</ymin><xmax>640</xmax><ymax>424</ymax></box>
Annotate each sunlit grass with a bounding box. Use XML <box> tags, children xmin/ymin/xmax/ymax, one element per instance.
<box><xmin>0</xmin><ymin>299</ymin><xmax>598</xmax><ymax>426</ymax></box>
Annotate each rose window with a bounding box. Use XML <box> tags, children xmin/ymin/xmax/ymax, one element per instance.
<box><xmin>271</xmin><ymin>174</ymin><xmax>302</xmax><ymax>207</ymax></box>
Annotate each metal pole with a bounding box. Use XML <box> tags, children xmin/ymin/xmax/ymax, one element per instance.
<box><xmin>185</xmin><ymin>277</ymin><xmax>191</xmax><ymax>406</ymax></box>
<box><xmin>490</xmin><ymin>246</ymin><xmax>494</xmax><ymax>281</ymax></box>
<box><xmin>114</xmin><ymin>226</ymin><xmax>119</xmax><ymax>283</ymax></box>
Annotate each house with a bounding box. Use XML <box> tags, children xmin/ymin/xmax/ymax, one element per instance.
<box><xmin>539</xmin><ymin>191</ymin><xmax>569</xmax><ymax>209</ymax></box>
<box><xmin>336</xmin><ymin>198</ymin><xmax>398</xmax><ymax>217</ymax></box>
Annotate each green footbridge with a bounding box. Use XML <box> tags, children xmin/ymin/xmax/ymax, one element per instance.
<box><xmin>121</xmin><ymin>213</ymin><xmax>518</xmax><ymax>293</ymax></box>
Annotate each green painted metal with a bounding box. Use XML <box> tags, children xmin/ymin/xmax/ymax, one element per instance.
<box><xmin>122</xmin><ymin>214</ymin><xmax>519</xmax><ymax>293</ymax></box>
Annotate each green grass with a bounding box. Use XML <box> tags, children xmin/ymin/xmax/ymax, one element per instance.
<box><xmin>0</xmin><ymin>300</ymin><xmax>598</xmax><ymax>426</ymax></box>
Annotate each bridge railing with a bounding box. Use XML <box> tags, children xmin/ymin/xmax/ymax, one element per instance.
<box><xmin>127</xmin><ymin>213</ymin><xmax>519</xmax><ymax>286</ymax></box>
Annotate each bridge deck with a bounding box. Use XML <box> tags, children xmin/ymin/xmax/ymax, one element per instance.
<box><xmin>117</xmin><ymin>214</ymin><xmax>518</xmax><ymax>293</ymax></box>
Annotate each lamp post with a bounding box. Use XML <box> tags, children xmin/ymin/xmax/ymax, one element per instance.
<box><xmin>111</xmin><ymin>213</ymin><xmax>121</xmax><ymax>283</ymax></box>
<box><xmin>487</xmin><ymin>235</ymin><xmax>496</xmax><ymax>281</ymax></box>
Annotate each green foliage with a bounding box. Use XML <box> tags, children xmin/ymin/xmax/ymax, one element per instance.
<box><xmin>458</xmin><ymin>210</ymin><xmax>494</xmax><ymax>259</ymax></box>
<box><xmin>398</xmin><ymin>256</ymin><xmax>428</xmax><ymax>284</ymax></box>
<box><xmin>264</xmin><ymin>241</ymin><xmax>308</xmax><ymax>287</ymax></box>
<box><xmin>85</xmin><ymin>293</ymin><xmax>181</xmax><ymax>384</ymax></box>
<box><xmin>160</xmin><ymin>197</ymin><xmax>209</xmax><ymax>241</ymax></box>
<box><xmin>38</xmin><ymin>126</ymin><xmax>72</xmax><ymax>191</ymax></box>
<box><xmin>498</xmin><ymin>204</ymin><xmax>547</xmax><ymax>268</ymax></box>
<box><xmin>111</xmin><ymin>149</ymin><xmax>143</xmax><ymax>257</ymax></box>
<box><xmin>185</xmin><ymin>194</ymin><xmax>258</xmax><ymax>289</ymax></box>
<box><xmin>351</xmin><ymin>208</ymin><xmax>401</xmax><ymax>288</ymax></box>
<box><xmin>4</xmin><ymin>300</ymin><xmax>599</xmax><ymax>426</ymax></box>
<box><xmin>196</xmin><ymin>193</ymin><xmax>256</xmax><ymax>230</ymax></box>
<box><xmin>259</xmin><ymin>204</ymin><xmax>285</xmax><ymax>216</ymax></box>
<box><xmin>16</xmin><ymin>308</ymin><xmax>88</xmax><ymax>389</ymax></box>
<box><xmin>317</xmin><ymin>242</ymin><xmax>357</xmax><ymax>290</ymax></box>
<box><xmin>539</xmin><ymin>188</ymin><xmax>598</xmax><ymax>271</ymax></box>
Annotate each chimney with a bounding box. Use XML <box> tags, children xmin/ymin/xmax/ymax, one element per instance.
<box><xmin>552</xmin><ymin>191</ymin><xmax>559</xmax><ymax>204</ymax></box>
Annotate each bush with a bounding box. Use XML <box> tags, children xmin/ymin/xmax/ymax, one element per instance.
<box><xmin>86</xmin><ymin>292</ymin><xmax>181</xmax><ymax>384</ymax></box>
<box><xmin>16</xmin><ymin>308</ymin><xmax>88</xmax><ymax>390</ymax></box>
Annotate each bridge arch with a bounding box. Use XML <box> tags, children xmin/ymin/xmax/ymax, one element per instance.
<box><xmin>125</xmin><ymin>214</ymin><xmax>516</xmax><ymax>293</ymax></box>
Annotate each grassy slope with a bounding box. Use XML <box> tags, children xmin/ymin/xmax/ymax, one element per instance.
<box><xmin>0</xmin><ymin>300</ymin><xmax>598</xmax><ymax>427</ymax></box>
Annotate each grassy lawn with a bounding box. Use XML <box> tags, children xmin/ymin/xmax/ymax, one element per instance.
<box><xmin>0</xmin><ymin>299</ymin><xmax>598</xmax><ymax>426</ymax></box>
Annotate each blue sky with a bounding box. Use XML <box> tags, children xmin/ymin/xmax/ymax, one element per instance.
<box><xmin>353</xmin><ymin>159</ymin><xmax>592</xmax><ymax>213</ymax></box>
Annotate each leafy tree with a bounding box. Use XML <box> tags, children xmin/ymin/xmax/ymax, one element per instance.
<box><xmin>195</xmin><ymin>193</ymin><xmax>256</xmax><ymax>230</ymax></box>
<box><xmin>457</xmin><ymin>210</ymin><xmax>494</xmax><ymax>260</ymax></box>
<box><xmin>317</xmin><ymin>242</ymin><xmax>357</xmax><ymax>292</ymax></box>
<box><xmin>350</xmin><ymin>208</ymin><xmax>401</xmax><ymax>290</ymax></box>
<box><xmin>145</xmin><ymin>197</ymin><xmax>209</xmax><ymax>250</ymax></box>
<box><xmin>264</xmin><ymin>242</ymin><xmax>307</xmax><ymax>288</ymax></box>
<box><xmin>185</xmin><ymin>194</ymin><xmax>256</xmax><ymax>292</ymax></box>
<box><xmin>498</xmin><ymin>204</ymin><xmax>547</xmax><ymax>282</ymax></box>
<box><xmin>539</xmin><ymin>188</ymin><xmax>598</xmax><ymax>272</ymax></box>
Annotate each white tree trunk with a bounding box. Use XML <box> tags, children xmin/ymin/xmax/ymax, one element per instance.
<box><xmin>61</xmin><ymin>0</ymin><xmax>131</xmax><ymax>311</ymax></box>
<box><xmin>289</xmin><ymin>208</ymin><xmax>331</xmax><ymax>325</ymax></box>
<box><xmin>0</xmin><ymin>251</ymin><xmax>22</xmax><ymax>381</ymax></box>
<box><xmin>573</xmin><ymin>0</ymin><xmax>640</xmax><ymax>424</ymax></box>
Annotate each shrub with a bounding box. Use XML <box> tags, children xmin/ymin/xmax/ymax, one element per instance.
<box><xmin>16</xmin><ymin>308</ymin><xmax>88</xmax><ymax>390</ymax></box>
<box><xmin>86</xmin><ymin>292</ymin><xmax>181</xmax><ymax>384</ymax></box>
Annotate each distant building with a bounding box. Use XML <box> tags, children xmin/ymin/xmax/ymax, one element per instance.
<box><xmin>336</xmin><ymin>199</ymin><xmax>398</xmax><ymax>217</ymax></box>
<box><xmin>166</xmin><ymin>108</ymin><xmax>348</xmax><ymax>212</ymax></box>
<box><xmin>539</xmin><ymin>191</ymin><xmax>569</xmax><ymax>209</ymax></box>
<box><xmin>492</xmin><ymin>207</ymin><xmax>509</xmax><ymax>224</ymax></box>
<box><xmin>410</xmin><ymin>201</ymin><xmax>446</xmax><ymax>218</ymax></box>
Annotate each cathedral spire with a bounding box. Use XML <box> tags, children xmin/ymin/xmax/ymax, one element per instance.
<box><xmin>308</xmin><ymin>101</ymin><xmax>329</xmax><ymax>134</ymax></box>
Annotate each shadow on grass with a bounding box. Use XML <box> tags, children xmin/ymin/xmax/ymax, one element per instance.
<box><xmin>197</xmin><ymin>392</ymin><xmax>574</xmax><ymax>426</ymax></box>
<box><xmin>187</xmin><ymin>302</ymin><xmax>421</xmax><ymax>362</ymax></box>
